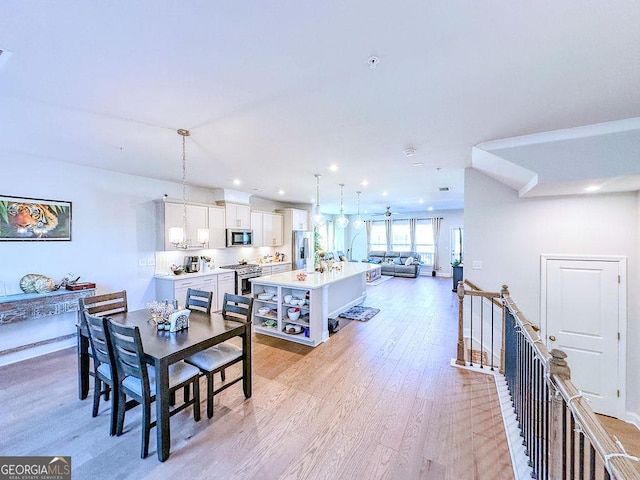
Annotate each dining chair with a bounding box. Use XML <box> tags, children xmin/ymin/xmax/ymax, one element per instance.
<box><xmin>77</xmin><ymin>291</ymin><xmax>128</xmax><ymax>398</ymax></box>
<box><xmin>184</xmin><ymin>288</ymin><xmax>213</xmax><ymax>314</ymax></box>
<box><xmin>106</xmin><ymin>319</ymin><xmax>201</xmax><ymax>459</ymax></box>
<box><xmin>184</xmin><ymin>293</ymin><xmax>253</xmax><ymax>419</ymax></box>
<box><xmin>84</xmin><ymin>311</ymin><xmax>119</xmax><ymax>436</ymax></box>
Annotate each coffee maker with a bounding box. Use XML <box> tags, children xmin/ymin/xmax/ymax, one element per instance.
<box><xmin>184</xmin><ymin>256</ymin><xmax>200</xmax><ymax>273</ymax></box>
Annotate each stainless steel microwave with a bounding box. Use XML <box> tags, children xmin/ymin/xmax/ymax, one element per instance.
<box><xmin>226</xmin><ymin>229</ymin><xmax>253</xmax><ymax>247</ymax></box>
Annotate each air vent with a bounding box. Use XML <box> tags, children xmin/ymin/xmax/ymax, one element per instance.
<box><xmin>439</xmin><ymin>187</ymin><xmax>450</xmax><ymax>192</ymax></box>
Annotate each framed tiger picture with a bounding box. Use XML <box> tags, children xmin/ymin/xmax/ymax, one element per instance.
<box><xmin>0</xmin><ymin>195</ymin><xmax>72</xmax><ymax>241</ymax></box>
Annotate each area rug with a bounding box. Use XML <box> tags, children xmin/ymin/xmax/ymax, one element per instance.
<box><xmin>367</xmin><ymin>275</ymin><xmax>393</xmax><ymax>286</ymax></box>
<box><xmin>338</xmin><ymin>305</ymin><xmax>380</xmax><ymax>322</ymax></box>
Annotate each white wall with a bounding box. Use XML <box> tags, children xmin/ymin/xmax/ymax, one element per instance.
<box><xmin>0</xmin><ymin>155</ymin><xmax>294</xmax><ymax>364</ymax></box>
<box><xmin>464</xmin><ymin>167</ymin><xmax>640</xmax><ymax>418</ymax></box>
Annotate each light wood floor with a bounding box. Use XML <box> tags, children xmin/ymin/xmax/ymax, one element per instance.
<box><xmin>0</xmin><ymin>277</ymin><xmax>514</xmax><ymax>479</ymax></box>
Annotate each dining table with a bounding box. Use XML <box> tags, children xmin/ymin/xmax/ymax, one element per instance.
<box><xmin>77</xmin><ymin>308</ymin><xmax>252</xmax><ymax>462</ymax></box>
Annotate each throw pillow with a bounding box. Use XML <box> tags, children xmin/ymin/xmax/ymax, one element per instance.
<box><xmin>393</xmin><ymin>257</ymin><xmax>402</xmax><ymax>265</ymax></box>
<box><xmin>404</xmin><ymin>256</ymin><xmax>414</xmax><ymax>266</ymax></box>
<box><xmin>368</xmin><ymin>258</ymin><xmax>381</xmax><ymax>264</ymax></box>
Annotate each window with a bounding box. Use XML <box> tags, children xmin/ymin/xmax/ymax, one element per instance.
<box><xmin>415</xmin><ymin>220</ymin><xmax>434</xmax><ymax>265</ymax></box>
<box><xmin>369</xmin><ymin>221</ymin><xmax>386</xmax><ymax>251</ymax></box>
<box><xmin>391</xmin><ymin>220</ymin><xmax>411</xmax><ymax>252</ymax></box>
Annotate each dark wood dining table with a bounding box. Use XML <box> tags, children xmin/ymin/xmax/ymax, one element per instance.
<box><xmin>77</xmin><ymin>308</ymin><xmax>252</xmax><ymax>461</ymax></box>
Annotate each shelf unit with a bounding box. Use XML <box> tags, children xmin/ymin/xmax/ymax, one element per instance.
<box><xmin>251</xmin><ymin>284</ymin><xmax>315</xmax><ymax>345</ymax></box>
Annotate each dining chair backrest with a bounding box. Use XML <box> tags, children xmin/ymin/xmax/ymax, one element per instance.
<box><xmin>185</xmin><ymin>288</ymin><xmax>213</xmax><ymax>314</ymax></box>
<box><xmin>106</xmin><ymin>320</ymin><xmax>151</xmax><ymax>398</ymax></box>
<box><xmin>84</xmin><ymin>311</ymin><xmax>115</xmax><ymax>369</ymax></box>
<box><xmin>221</xmin><ymin>293</ymin><xmax>253</xmax><ymax>323</ymax></box>
<box><xmin>80</xmin><ymin>291</ymin><xmax>128</xmax><ymax>317</ymax></box>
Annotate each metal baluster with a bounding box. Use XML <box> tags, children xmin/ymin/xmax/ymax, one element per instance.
<box><xmin>490</xmin><ymin>298</ymin><xmax>495</xmax><ymax>371</ymax></box>
<box><xmin>480</xmin><ymin>296</ymin><xmax>484</xmax><ymax>368</ymax></box>
<box><xmin>579</xmin><ymin>432</ymin><xmax>585</xmax><ymax>480</ymax></box>
<box><xmin>589</xmin><ymin>443</ymin><xmax>596</xmax><ymax>480</ymax></box>
<box><xmin>469</xmin><ymin>296</ymin><xmax>474</xmax><ymax>366</ymax></box>
<box><xmin>570</xmin><ymin>414</ymin><xmax>576</xmax><ymax>480</ymax></box>
<box><xmin>562</xmin><ymin>401</ymin><xmax>568</xmax><ymax>480</ymax></box>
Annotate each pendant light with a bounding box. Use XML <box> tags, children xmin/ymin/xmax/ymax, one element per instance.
<box><xmin>352</xmin><ymin>191</ymin><xmax>365</xmax><ymax>230</ymax></box>
<box><xmin>311</xmin><ymin>174</ymin><xmax>326</xmax><ymax>227</ymax></box>
<box><xmin>170</xmin><ymin>129</ymin><xmax>209</xmax><ymax>249</ymax></box>
<box><xmin>335</xmin><ymin>183</ymin><xmax>349</xmax><ymax>229</ymax></box>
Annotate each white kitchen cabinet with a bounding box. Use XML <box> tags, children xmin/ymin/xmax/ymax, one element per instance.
<box><xmin>250</xmin><ymin>211</ymin><xmax>264</xmax><ymax>247</ymax></box>
<box><xmin>208</xmin><ymin>206</ymin><xmax>226</xmax><ymax>249</ymax></box>
<box><xmin>156</xmin><ymin>275</ymin><xmax>217</xmax><ymax>310</ymax></box>
<box><xmin>156</xmin><ymin>271</ymin><xmax>236</xmax><ymax>312</ymax></box>
<box><xmin>263</xmin><ymin>212</ymin><xmax>283</xmax><ymax>246</ymax></box>
<box><xmin>260</xmin><ymin>262</ymin><xmax>290</xmax><ymax>277</ymax></box>
<box><xmin>272</xmin><ymin>263</ymin><xmax>291</xmax><ymax>274</ymax></box>
<box><xmin>157</xmin><ymin>200</ymin><xmax>208</xmax><ymax>250</ymax></box>
<box><xmin>277</xmin><ymin>208</ymin><xmax>309</xmax><ymax>232</ymax></box>
<box><xmin>292</xmin><ymin>209</ymin><xmax>309</xmax><ymax>231</ymax></box>
<box><xmin>224</xmin><ymin>203</ymin><xmax>251</xmax><ymax>229</ymax></box>
<box><xmin>260</xmin><ymin>265</ymin><xmax>272</xmax><ymax>276</ymax></box>
<box><xmin>216</xmin><ymin>272</ymin><xmax>236</xmax><ymax>311</ymax></box>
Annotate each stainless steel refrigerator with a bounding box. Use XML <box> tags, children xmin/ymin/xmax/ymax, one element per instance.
<box><xmin>292</xmin><ymin>230</ymin><xmax>311</xmax><ymax>270</ymax></box>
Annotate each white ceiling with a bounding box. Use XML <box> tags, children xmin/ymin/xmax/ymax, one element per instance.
<box><xmin>2</xmin><ymin>1</ymin><xmax>640</xmax><ymax>214</ymax></box>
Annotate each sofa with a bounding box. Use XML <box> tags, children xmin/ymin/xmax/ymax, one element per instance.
<box><xmin>366</xmin><ymin>251</ymin><xmax>421</xmax><ymax>278</ymax></box>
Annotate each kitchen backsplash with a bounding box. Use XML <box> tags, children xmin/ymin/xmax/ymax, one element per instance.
<box><xmin>155</xmin><ymin>246</ymin><xmax>285</xmax><ymax>275</ymax></box>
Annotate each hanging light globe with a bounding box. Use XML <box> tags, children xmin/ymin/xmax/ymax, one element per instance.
<box><xmin>335</xmin><ymin>184</ymin><xmax>349</xmax><ymax>229</ymax></box>
<box><xmin>352</xmin><ymin>191</ymin><xmax>365</xmax><ymax>230</ymax></box>
<box><xmin>311</xmin><ymin>174</ymin><xmax>326</xmax><ymax>227</ymax></box>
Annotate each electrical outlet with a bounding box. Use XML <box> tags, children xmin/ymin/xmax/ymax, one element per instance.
<box><xmin>138</xmin><ymin>258</ymin><xmax>147</xmax><ymax>267</ymax></box>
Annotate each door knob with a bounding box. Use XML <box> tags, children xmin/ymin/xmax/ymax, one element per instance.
<box><xmin>548</xmin><ymin>335</ymin><xmax>556</xmax><ymax>342</ymax></box>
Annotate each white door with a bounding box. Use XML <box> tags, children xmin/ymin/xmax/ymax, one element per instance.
<box><xmin>542</xmin><ymin>256</ymin><xmax>625</xmax><ymax>417</ymax></box>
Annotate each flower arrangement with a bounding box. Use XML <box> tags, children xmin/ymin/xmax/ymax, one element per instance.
<box><xmin>200</xmin><ymin>255</ymin><xmax>213</xmax><ymax>272</ymax></box>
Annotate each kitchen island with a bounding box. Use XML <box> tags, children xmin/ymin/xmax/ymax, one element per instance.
<box><xmin>249</xmin><ymin>262</ymin><xmax>378</xmax><ymax>346</ymax></box>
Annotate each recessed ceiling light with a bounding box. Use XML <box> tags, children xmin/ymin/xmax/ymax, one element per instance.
<box><xmin>418</xmin><ymin>199</ymin><xmax>424</xmax><ymax>204</ymax></box>
<box><xmin>413</xmin><ymin>162</ymin><xmax>423</xmax><ymax>167</ymax></box>
<box><xmin>0</xmin><ymin>48</ymin><xmax>13</xmax><ymax>69</ymax></box>
<box><xmin>367</xmin><ymin>56</ymin><xmax>380</xmax><ymax>68</ymax></box>
<box><xmin>233</xmin><ymin>179</ymin><xmax>241</xmax><ymax>186</ymax></box>
<box><xmin>329</xmin><ymin>164</ymin><xmax>338</xmax><ymax>172</ymax></box>
<box><xmin>585</xmin><ymin>185</ymin><xmax>601</xmax><ymax>193</ymax></box>
<box><xmin>428</xmin><ymin>206</ymin><xmax>433</xmax><ymax>211</ymax></box>
<box><xmin>382</xmin><ymin>191</ymin><xmax>388</xmax><ymax>197</ymax></box>
<box><xmin>361</xmin><ymin>179</ymin><xmax>368</xmax><ymax>186</ymax></box>
<box><xmin>278</xmin><ymin>189</ymin><xmax>285</xmax><ymax>195</ymax></box>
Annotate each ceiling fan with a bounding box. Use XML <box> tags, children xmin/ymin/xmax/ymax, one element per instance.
<box><xmin>373</xmin><ymin>206</ymin><xmax>398</xmax><ymax>217</ymax></box>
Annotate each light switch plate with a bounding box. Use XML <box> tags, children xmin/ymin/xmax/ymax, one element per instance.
<box><xmin>147</xmin><ymin>257</ymin><xmax>155</xmax><ymax>266</ymax></box>
<box><xmin>138</xmin><ymin>258</ymin><xmax>147</xmax><ymax>267</ymax></box>
<box><xmin>472</xmin><ymin>260</ymin><xmax>483</xmax><ymax>270</ymax></box>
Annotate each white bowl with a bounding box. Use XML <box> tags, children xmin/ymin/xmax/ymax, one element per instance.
<box><xmin>284</xmin><ymin>294</ymin><xmax>293</xmax><ymax>304</ymax></box>
<box><xmin>257</xmin><ymin>293</ymin><xmax>272</xmax><ymax>300</ymax></box>
<box><xmin>257</xmin><ymin>306</ymin><xmax>270</xmax><ymax>315</ymax></box>
<box><xmin>287</xmin><ymin>307</ymin><xmax>300</xmax><ymax>320</ymax></box>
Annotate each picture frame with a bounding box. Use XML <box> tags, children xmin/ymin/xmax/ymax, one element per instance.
<box><xmin>0</xmin><ymin>195</ymin><xmax>72</xmax><ymax>241</ymax></box>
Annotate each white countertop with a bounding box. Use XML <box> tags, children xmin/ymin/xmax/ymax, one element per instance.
<box><xmin>154</xmin><ymin>267</ymin><xmax>234</xmax><ymax>281</ymax></box>
<box><xmin>250</xmin><ymin>262</ymin><xmax>376</xmax><ymax>289</ymax></box>
<box><xmin>258</xmin><ymin>261</ymin><xmax>292</xmax><ymax>267</ymax></box>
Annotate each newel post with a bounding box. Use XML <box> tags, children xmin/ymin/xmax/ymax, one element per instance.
<box><xmin>549</xmin><ymin>348</ymin><xmax>571</xmax><ymax>480</ymax></box>
<box><xmin>455</xmin><ymin>281</ymin><xmax>466</xmax><ymax>365</ymax></box>
<box><xmin>499</xmin><ymin>285</ymin><xmax>509</xmax><ymax>374</ymax></box>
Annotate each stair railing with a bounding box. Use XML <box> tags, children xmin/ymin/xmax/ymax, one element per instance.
<box><xmin>456</xmin><ymin>281</ymin><xmax>640</xmax><ymax>479</ymax></box>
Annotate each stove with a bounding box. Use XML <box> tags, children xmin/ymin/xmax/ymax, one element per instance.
<box><xmin>220</xmin><ymin>263</ymin><xmax>262</xmax><ymax>295</ymax></box>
